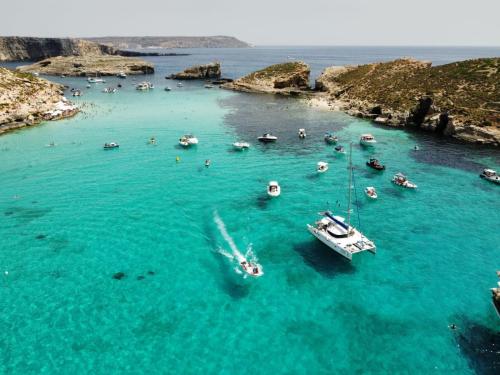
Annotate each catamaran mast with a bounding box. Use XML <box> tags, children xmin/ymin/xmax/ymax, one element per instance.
<box><xmin>347</xmin><ymin>142</ymin><xmax>353</xmax><ymax>232</ymax></box>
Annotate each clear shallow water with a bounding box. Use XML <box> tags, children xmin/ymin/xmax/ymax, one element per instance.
<box><xmin>1</xmin><ymin>48</ymin><xmax>500</xmax><ymax>373</ymax></box>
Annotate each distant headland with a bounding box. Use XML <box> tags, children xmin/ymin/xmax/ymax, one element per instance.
<box><xmin>85</xmin><ymin>36</ymin><xmax>251</xmax><ymax>49</ymax></box>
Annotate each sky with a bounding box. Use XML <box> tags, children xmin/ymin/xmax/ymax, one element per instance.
<box><xmin>1</xmin><ymin>0</ymin><xmax>499</xmax><ymax>46</ymax></box>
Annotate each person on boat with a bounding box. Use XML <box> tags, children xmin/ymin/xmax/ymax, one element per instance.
<box><xmin>253</xmin><ymin>267</ymin><xmax>259</xmax><ymax>274</ymax></box>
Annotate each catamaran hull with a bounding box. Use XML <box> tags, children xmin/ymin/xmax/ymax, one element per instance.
<box><xmin>307</xmin><ymin>225</ymin><xmax>353</xmax><ymax>261</ymax></box>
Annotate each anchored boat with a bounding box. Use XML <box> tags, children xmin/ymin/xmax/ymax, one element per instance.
<box><xmin>307</xmin><ymin>144</ymin><xmax>376</xmax><ymax>261</ymax></box>
<box><xmin>360</xmin><ymin>134</ymin><xmax>377</xmax><ymax>146</ymax></box>
<box><xmin>365</xmin><ymin>186</ymin><xmax>378</xmax><ymax>199</ymax></box>
<box><xmin>233</xmin><ymin>141</ymin><xmax>250</xmax><ymax>150</ymax></box>
<box><xmin>298</xmin><ymin>128</ymin><xmax>307</xmax><ymax>138</ymax></box>
<box><xmin>366</xmin><ymin>158</ymin><xmax>385</xmax><ymax>171</ymax></box>
<box><xmin>179</xmin><ymin>134</ymin><xmax>199</xmax><ymax>147</ymax></box>
<box><xmin>317</xmin><ymin>161</ymin><xmax>329</xmax><ymax>173</ymax></box>
<box><xmin>267</xmin><ymin>181</ymin><xmax>281</xmax><ymax>197</ymax></box>
<box><xmin>480</xmin><ymin>169</ymin><xmax>500</xmax><ymax>184</ymax></box>
<box><xmin>103</xmin><ymin>142</ymin><xmax>119</xmax><ymax>149</ymax></box>
<box><xmin>258</xmin><ymin>134</ymin><xmax>278</xmax><ymax>143</ymax></box>
<box><xmin>392</xmin><ymin>173</ymin><xmax>417</xmax><ymax>189</ymax></box>
<box><xmin>324</xmin><ymin>133</ymin><xmax>338</xmax><ymax>144</ymax></box>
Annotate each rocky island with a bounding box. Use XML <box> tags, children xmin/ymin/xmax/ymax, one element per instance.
<box><xmin>224</xmin><ymin>58</ymin><xmax>500</xmax><ymax>146</ymax></box>
<box><xmin>0</xmin><ymin>68</ymin><xmax>77</xmax><ymax>135</ymax></box>
<box><xmin>168</xmin><ymin>62</ymin><xmax>221</xmax><ymax>80</ymax></box>
<box><xmin>16</xmin><ymin>55</ymin><xmax>154</xmax><ymax>76</ymax></box>
<box><xmin>222</xmin><ymin>61</ymin><xmax>311</xmax><ymax>96</ymax></box>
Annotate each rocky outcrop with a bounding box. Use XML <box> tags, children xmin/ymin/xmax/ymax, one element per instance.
<box><xmin>0</xmin><ymin>37</ymin><xmax>116</xmax><ymax>61</ymax></box>
<box><xmin>223</xmin><ymin>61</ymin><xmax>311</xmax><ymax>96</ymax></box>
<box><xmin>16</xmin><ymin>56</ymin><xmax>154</xmax><ymax>76</ymax></box>
<box><xmin>168</xmin><ymin>62</ymin><xmax>221</xmax><ymax>80</ymax></box>
<box><xmin>87</xmin><ymin>36</ymin><xmax>251</xmax><ymax>49</ymax></box>
<box><xmin>315</xmin><ymin>58</ymin><xmax>500</xmax><ymax>146</ymax></box>
<box><xmin>0</xmin><ymin>68</ymin><xmax>78</xmax><ymax>135</ymax></box>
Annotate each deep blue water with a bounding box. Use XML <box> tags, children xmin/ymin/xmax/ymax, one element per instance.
<box><xmin>0</xmin><ymin>47</ymin><xmax>499</xmax><ymax>374</ymax></box>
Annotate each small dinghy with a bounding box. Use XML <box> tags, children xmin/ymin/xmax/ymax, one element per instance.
<box><xmin>334</xmin><ymin>145</ymin><xmax>346</xmax><ymax>154</ymax></box>
<box><xmin>104</xmin><ymin>142</ymin><xmax>119</xmax><ymax>149</ymax></box>
<box><xmin>366</xmin><ymin>158</ymin><xmax>385</xmax><ymax>171</ymax></box>
<box><xmin>267</xmin><ymin>181</ymin><xmax>281</xmax><ymax>197</ymax></box>
<box><xmin>365</xmin><ymin>186</ymin><xmax>378</xmax><ymax>199</ymax></box>
<box><xmin>317</xmin><ymin>161</ymin><xmax>329</xmax><ymax>173</ymax></box>
<box><xmin>239</xmin><ymin>260</ymin><xmax>264</xmax><ymax>277</ymax></box>
<box><xmin>480</xmin><ymin>169</ymin><xmax>500</xmax><ymax>184</ymax></box>
<box><xmin>179</xmin><ymin>134</ymin><xmax>199</xmax><ymax>147</ymax></box>
<box><xmin>298</xmin><ymin>128</ymin><xmax>307</xmax><ymax>138</ymax></box>
<box><xmin>392</xmin><ymin>173</ymin><xmax>417</xmax><ymax>189</ymax></box>
<box><xmin>258</xmin><ymin>133</ymin><xmax>278</xmax><ymax>143</ymax></box>
<box><xmin>324</xmin><ymin>133</ymin><xmax>338</xmax><ymax>144</ymax></box>
<box><xmin>233</xmin><ymin>141</ymin><xmax>250</xmax><ymax>150</ymax></box>
<box><xmin>360</xmin><ymin>134</ymin><xmax>377</xmax><ymax>146</ymax></box>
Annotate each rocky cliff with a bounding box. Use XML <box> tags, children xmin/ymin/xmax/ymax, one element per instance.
<box><xmin>168</xmin><ymin>62</ymin><xmax>221</xmax><ymax>80</ymax></box>
<box><xmin>223</xmin><ymin>61</ymin><xmax>311</xmax><ymax>95</ymax></box>
<box><xmin>0</xmin><ymin>37</ymin><xmax>116</xmax><ymax>61</ymax></box>
<box><xmin>86</xmin><ymin>36</ymin><xmax>251</xmax><ymax>49</ymax></box>
<box><xmin>17</xmin><ymin>56</ymin><xmax>154</xmax><ymax>76</ymax></box>
<box><xmin>315</xmin><ymin>58</ymin><xmax>500</xmax><ymax>146</ymax></box>
<box><xmin>0</xmin><ymin>67</ymin><xmax>77</xmax><ymax>135</ymax></box>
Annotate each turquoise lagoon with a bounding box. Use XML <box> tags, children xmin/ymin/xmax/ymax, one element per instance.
<box><xmin>1</xmin><ymin>49</ymin><xmax>500</xmax><ymax>374</ymax></box>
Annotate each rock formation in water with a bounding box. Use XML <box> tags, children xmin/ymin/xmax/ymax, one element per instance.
<box><xmin>0</xmin><ymin>36</ymin><xmax>182</xmax><ymax>62</ymax></box>
<box><xmin>0</xmin><ymin>67</ymin><xmax>78</xmax><ymax>135</ymax></box>
<box><xmin>86</xmin><ymin>36</ymin><xmax>251</xmax><ymax>49</ymax></box>
<box><xmin>223</xmin><ymin>61</ymin><xmax>311</xmax><ymax>95</ymax></box>
<box><xmin>168</xmin><ymin>62</ymin><xmax>221</xmax><ymax>80</ymax></box>
<box><xmin>16</xmin><ymin>56</ymin><xmax>154</xmax><ymax>76</ymax></box>
<box><xmin>315</xmin><ymin>58</ymin><xmax>500</xmax><ymax>146</ymax></box>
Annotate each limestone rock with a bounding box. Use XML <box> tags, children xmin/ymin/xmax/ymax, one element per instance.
<box><xmin>168</xmin><ymin>62</ymin><xmax>221</xmax><ymax>80</ymax></box>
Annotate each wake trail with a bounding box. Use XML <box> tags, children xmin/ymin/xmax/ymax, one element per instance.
<box><xmin>213</xmin><ymin>211</ymin><xmax>246</xmax><ymax>263</ymax></box>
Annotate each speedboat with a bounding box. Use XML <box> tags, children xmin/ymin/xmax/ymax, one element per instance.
<box><xmin>324</xmin><ymin>133</ymin><xmax>338</xmax><ymax>144</ymax></box>
<box><xmin>480</xmin><ymin>169</ymin><xmax>500</xmax><ymax>184</ymax></box>
<box><xmin>136</xmin><ymin>82</ymin><xmax>153</xmax><ymax>91</ymax></box>
<box><xmin>179</xmin><ymin>134</ymin><xmax>199</xmax><ymax>147</ymax></box>
<box><xmin>267</xmin><ymin>181</ymin><xmax>281</xmax><ymax>197</ymax></box>
<box><xmin>317</xmin><ymin>161</ymin><xmax>329</xmax><ymax>173</ymax></box>
<box><xmin>298</xmin><ymin>128</ymin><xmax>306</xmax><ymax>138</ymax></box>
<box><xmin>360</xmin><ymin>134</ymin><xmax>377</xmax><ymax>146</ymax></box>
<box><xmin>334</xmin><ymin>145</ymin><xmax>346</xmax><ymax>154</ymax></box>
<box><xmin>87</xmin><ymin>77</ymin><xmax>105</xmax><ymax>83</ymax></box>
<box><xmin>204</xmin><ymin>84</ymin><xmax>214</xmax><ymax>89</ymax></box>
<box><xmin>239</xmin><ymin>260</ymin><xmax>264</xmax><ymax>277</ymax></box>
<box><xmin>233</xmin><ymin>141</ymin><xmax>250</xmax><ymax>150</ymax></box>
<box><xmin>307</xmin><ymin>144</ymin><xmax>376</xmax><ymax>261</ymax></box>
<box><xmin>72</xmin><ymin>90</ymin><xmax>82</xmax><ymax>97</ymax></box>
<box><xmin>365</xmin><ymin>187</ymin><xmax>378</xmax><ymax>199</ymax></box>
<box><xmin>366</xmin><ymin>158</ymin><xmax>385</xmax><ymax>171</ymax></box>
<box><xmin>103</xmin><ymin>142</ymin><xmax>119</xmax><ymax>149</ymax></box>
<box><xmin>165</xmin><ymin>87</ymin><xmax>172</xmax><ymax>91</ymax></box>
<box><xmin>117</xmin><ymin>72</ymin><xmax>127</xmax><ymax>78</ymax></box>
<box><xmin>258</xmin><ymin>134</ymin><xmax>278</xmax><ymax>143</ymax></box>
<box><xmin>392</xmin><ymin>173</ymin><xmax>417</xmax><ymax>189</ymax></box>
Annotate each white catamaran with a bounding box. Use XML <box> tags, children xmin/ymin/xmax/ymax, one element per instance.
<box><xmin>307</xmin><ymin>144</ymin><xmax>376</xmax><ymax>260</ymax></box>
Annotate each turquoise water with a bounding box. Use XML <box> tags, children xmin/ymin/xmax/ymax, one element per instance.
<box><xmin>1</xmin><ymin>71</ymin><xmax>500</xmax><ymax>373</ymax></box>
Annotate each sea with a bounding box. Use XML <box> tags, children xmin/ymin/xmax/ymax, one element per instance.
<box><xmin>1</xmin><ymin>46</ymin><xmax>499</xmax><ymax>374</ymax></box>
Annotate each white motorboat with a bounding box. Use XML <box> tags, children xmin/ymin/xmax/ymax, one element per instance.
<box><xmin>258</xmin><ymin>134</ymin><xmax>278</xmax><ymax>143</ymax></box>
<box><xmin>233</xmin><ymin>141</ymin><xmax>250</xmax><ymax>150</ymax></box>
<box><xmin>87</xmin><ymin>77</ymin><xmax>105</xmax><ymax>83</ymax></box>
<box><xmin>267</xmin><ymin>181</ymin><xmax>281</xmax><ymax>197</ymax></box>
<box><xmin>177</xmin><ymin>82</ymin><xmax>183</xmax><ymax>87</ymax></box>
<box><xmin>179</xmin><ymin>134</ymin><xmax>199</xmax><ymax>147</ymax></box>
<box><xmin>324</xmin><ymin>133</ymin><xmax>338</xmax><ymax>144</ymax></box>
<box><xmin>103</xmin><ymin>142</ymin><xmax>119</xmax><ymax>149</ymax></box>
<box><xmin>204</xmin><ymin>84</ymin><xmax>214</xmax><ymax>89</ymax></box>
<box><xmin>392</xmin><ymin>173</ymin><xmax>417</xmax><ymax>189</ymax></box>
<box><xmin>334</xmin><ymin>145</ymin><xmax>346</xmax><ymax>154</ymax></box>
<box><xmin>72</xmin><ymin>90</ymin><xmax>82</xmax><ymax>97</ymax></box>
<box><xmin>480</xmin><ymin>169</ymin><xmax>500</xmax><ymax>184</ymax></box>
<box><xmin>307</xmin><ymin>144</ymin><xmax>376</xmax><ymax>261</ymax></box>
<box><xmin>117</xmin><ymin>72</ymin><xmax>127</xmax><ymax>78</ymax></box>
<box><xmin>165</xmin><ymin>87</ymin><xmax>172</xmax><ymax>91</ymax></box>
<box><xmin>298</xmin><ymin>128</ymin><xmax>307</xmax><ymax>138</ymax></box>
<box><xmin>365</xmin><ymin>186</ymin><xmax>378</xmax><ymax>199</ymax></box>
<box><xmin>136</xmin><ymin>82</ymin><xmax>154</xmax><ymax>91</ymax></box>
<box><xmin>239</xmin><ymin>260</ymin><xmax>264</xmax><ymax>277</ymax></box>
<box><xmin>317</xmin><ymin>161</ymin><xmax>329</xmax><ymax>173</ymax></box>
<box><xmin>360</xmin><ymin>134</ymin><xmax>377</xmax><ymax>146</ymax></box>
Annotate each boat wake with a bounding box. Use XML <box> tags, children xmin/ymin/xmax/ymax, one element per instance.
<box><xmin>213</xmin><ymin>211</ymin><xmax>263</xmax><ymax>278</ymax></box>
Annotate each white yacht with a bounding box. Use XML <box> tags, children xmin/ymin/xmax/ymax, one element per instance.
<box><xmin>392</xmin><ymin>173</ymin><xmax>417</xmax><ymax>189</ymax></box>
<box><xmin>165</xmin><ymin>87</ymin><xmax>172</xmax><ymax>91</ymax></box>
<box><xmin>204</xmin><ymin>84</ymin><xmax>214</xmax><ymax>89</ymax></box>
<box><xmin>258</xmin><ymin>134</ymin><xmax>278</xmax><ymax>143</ymax></box>
<box><xmin>267</xmin><ymin>181</ymin><xmax>281</xmax><ymax>197</ymax></box>
<box><xmin>307</xmin><ymin>144</ymin><xmax>376</xmax><ymax>261</ymax></box>
<box><xmin>298</xmin><ymin>128</ymin><xmax>307</xmax><ymax>138</ymax></box>
<box><xmin>87</xmin><ymin>77</ymin><xmax>105</xmax><ymax>83</ymax></box>
<box><xmin>103</xmin><ymin>142</ymin><xmax>119</xmax><ymax>149</ymax></box>
<box><xmin>317</xmin><ymin>161</ymin><xmax>329</xmax><ymax>173</ymax></box>
<box><xmin>117</xmin><ymin>72</ymin><xmax>127</xmax><ymax>78</ymax></box>
<box><xmin>179</xmin><ymin>134</ymin><xmax>199</xmax><ymax>147</ymax></box>
<box><xmin>233</xmin><ymin>141</ymin><xmax>250</xmax><ymax>150</ymax></box>
<box><xmin>177</xmin><ymin>82</ymin><xmax>183</xmax><ymax>87</ymax></box>
<box><xmin>136</xmin><ymin>82</ymin><xmax>154</xmax><ymax>91</ymax></box>
<box><xmin>360</xmin><ymin>134</ymin><xmax>377</xmax><ymax>146</ymax></box>
<box><xmin>365</xmin><ymin>186</ymin><xmax>378</xmax><ymax>199</ymax></box>
<box><xmin>480</xmin><ymin>169</ymin><xmax>500</xmax><ymax>184</ymax></box>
